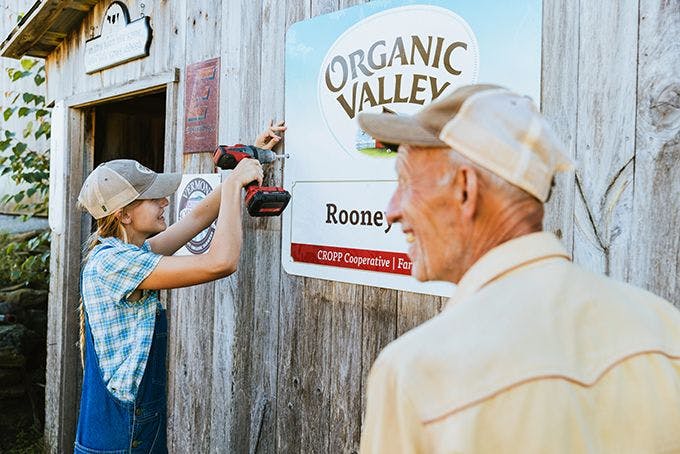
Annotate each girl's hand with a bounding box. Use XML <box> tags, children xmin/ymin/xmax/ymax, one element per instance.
<box><xmin>254</xmin><ymin>120</ymin><xmax>286</xmax><ymax>150</ymax></box>
<box><xmin>227</xmin><ymin>158</ymin><xmax>264</xmax><ymax>188</ymax></box>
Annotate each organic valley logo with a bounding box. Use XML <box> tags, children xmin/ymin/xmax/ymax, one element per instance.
<box><xmin>318</xmin><ymin>5</ymin><xmax>479</xmax><ymax>157</ymax></box>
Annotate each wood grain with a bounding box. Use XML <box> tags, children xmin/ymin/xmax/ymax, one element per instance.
<box><xmin>630</xmin><ymin>0</ymin><xmax>680</xmax><ymax>305</ymax></box>
<box><xmin>572</xmin><ymin>0</ymin><xmax>638</xmax><ymax>280</ymax></box>
<box><xmin>541</xmin><ymin>0</ymin><xmax>579</xmax><ymax>250</ymax></box>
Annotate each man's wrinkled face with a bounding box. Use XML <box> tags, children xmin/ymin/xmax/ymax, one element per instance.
<box><xmin>386</xmin><ymin>146</ymin><xmax>463</xmax><ymax>283</ymax></box>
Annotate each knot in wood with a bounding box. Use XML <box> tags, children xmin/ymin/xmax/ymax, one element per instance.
<box><xmin>650</xmin><ymin>84</ymin><xmax>680</xmax><ymax>130</ymax></box>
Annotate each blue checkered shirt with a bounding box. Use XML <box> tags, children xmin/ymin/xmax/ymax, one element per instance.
<box><xmin>81</xmin><ymin>236</ymin><xmax>162</xmax><ymax>402</ymax></box>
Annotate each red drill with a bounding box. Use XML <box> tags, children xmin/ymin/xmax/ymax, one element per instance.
<box><xmin>213</xmin><ymin>144</ymin><xmax>291</xmax><ymax>217</ymax></box>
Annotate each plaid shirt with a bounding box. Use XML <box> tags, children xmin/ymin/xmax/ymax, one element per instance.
<box><xmin>81</xmin><ymin>236</ymin><xmax>162</xmax><ymax>402</ymax></box>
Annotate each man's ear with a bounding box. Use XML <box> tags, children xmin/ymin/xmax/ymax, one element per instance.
<box><xmin>454</xmin><ymin>165</ymin><xmax>479</xmax><ymax>219</ymax></box>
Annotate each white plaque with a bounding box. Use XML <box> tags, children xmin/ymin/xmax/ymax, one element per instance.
<box><xmin>174</xmin><ymin>173</ymin><xmax>222</xmax><ymax>256</ymax></box>
<box><xmin>85</xmin><ymin>2</ymin><xmax>152</xmax><ymax>74</ymax></box>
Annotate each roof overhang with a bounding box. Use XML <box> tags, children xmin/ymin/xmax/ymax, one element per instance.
<box><xmin>1</xmin><ymin>0</ymin><xmax>100</xmax><ymax>59</ymax></box>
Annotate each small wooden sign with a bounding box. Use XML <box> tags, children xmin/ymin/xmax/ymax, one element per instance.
<box><xmin>84</xmin><ymin>2</ymin><xmax>152</xmax><ymax>74</ymax></box>
<box><xmin>183</xmin><ymin>58</ymin><xmax>220</xmax><ymax>153</ymax></box>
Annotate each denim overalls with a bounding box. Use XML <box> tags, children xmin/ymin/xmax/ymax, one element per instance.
<box><xmin>74</xmin><ymin>308</ymin><xmax>168</xmax><ymax>454</ymax></box>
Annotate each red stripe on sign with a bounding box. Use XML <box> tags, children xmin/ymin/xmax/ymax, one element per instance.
<box><xmin>290</xmin><ymin>243</ymin><xmax>413</xmax><ymax>276</ymax></box>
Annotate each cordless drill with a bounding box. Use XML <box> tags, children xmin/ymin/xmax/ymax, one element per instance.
<box><xmin>213</xmin><ymin>144</ymin><xmax>291</xmax><ymax>217</ymax></box>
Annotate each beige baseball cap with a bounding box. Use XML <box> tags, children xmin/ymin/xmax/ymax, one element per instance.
<box><xmin>357</xmin><ymin>84</ymin><xmax>574</xmax><ymax>202</ymax></box>
<box><xmin>78</xmin><ymin>159</ymin><xmax>181</xmax><ymax>219</ymax></box>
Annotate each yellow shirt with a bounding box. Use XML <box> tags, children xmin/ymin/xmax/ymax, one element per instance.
<box><xmin>360</xmin><ymin>232</ymin><xmax>680</xmax><ymax>454</ymax></box>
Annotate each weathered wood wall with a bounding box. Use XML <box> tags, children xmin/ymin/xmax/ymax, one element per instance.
<box><xmin>22</xmin><ymin>0</ymin><xmax>679</xmax><ymax>452</ymax></box>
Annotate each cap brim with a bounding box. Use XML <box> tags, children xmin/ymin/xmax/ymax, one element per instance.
<box><xmin>138</xmin><ymin>173</ymin><xmax>182</xmax><ymax>199</ymax></box>
<box><xmin>357</xmin><ymin>112</ymin><xmax>447</xmax><ymax>147</ymax></box>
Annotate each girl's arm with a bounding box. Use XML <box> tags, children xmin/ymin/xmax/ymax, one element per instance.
<box><xmin>137</xmin><ymin>158</ymin><xmax>263</xmax><ymax>289</ymax></box>
<box><xmin>148</xmin><ymin>121</ymin><xmax>286</xmax><ymax>255</ymax></box>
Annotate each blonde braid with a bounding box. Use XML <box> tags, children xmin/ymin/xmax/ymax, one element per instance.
<box><xmin>78</xmin><ymin>206</ymin><xmax>132</xmax><ymax>367</ymax></box>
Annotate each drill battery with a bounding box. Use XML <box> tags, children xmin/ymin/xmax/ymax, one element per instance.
<box><xmin>244</xmin><ymin>185</ymin><xmax>291</xmax><ymax>217</ymax></box>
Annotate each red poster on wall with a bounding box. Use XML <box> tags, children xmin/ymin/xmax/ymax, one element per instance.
<box><xmin>183</xmin><ymin>58</ymin><xmax>220</xmax><ymax>153</ymax></box>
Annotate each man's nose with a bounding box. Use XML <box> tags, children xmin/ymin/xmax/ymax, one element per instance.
<box><xmin>386</xmin><ymin>190</ymin><xmax>401</xmax><ymax>225</ymax></box>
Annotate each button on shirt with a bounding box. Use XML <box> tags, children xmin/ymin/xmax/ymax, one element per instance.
<box><xmin>361</xmin><ymin>232</ymin><xmax>680</xmax><ymax>453</ymax></box>
<box><xmin>81</xmin><ymin>236</ymin><xmax>162</xmax><ymax>403</ymax></box>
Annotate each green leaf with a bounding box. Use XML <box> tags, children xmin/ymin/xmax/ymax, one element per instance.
<box><xmin>20</xmin><ymin>58</ymin><xmax>37</xmax><ymax>71</ymax></box>
<box><xmin>12</xmin><ymin>142</ymin><xmax>27</xmax><ymax>154</ymax></box>
<box><xmin>3</xmin><ymin>107</ymin><xmax>16</xmax><ymax>121</ymax></box>
<box><xmin>22</xmin><ymin>93</ymin><xmax>35</xmax><ymax>103</ymax></box>
<box><xmin>34</xmin><ymin>74</ymin><xmax>45</xmax><ymax>86</ymax></box>
<box><xmin>35</xmin><ymin>122</ymin><xmax>49</xmax><ymax>139</ymax></box>
<box><xmin>23</xmin><ymin>121</ymin><xmax>33</xmax><ymax>138</ymax></box>
<box><xmin>18</xmin><ymin>107</ymin><xmax>31</xmax><ymax>117</ymax></box>
<box><xmin>36</xmin><ymin>109</ymin><xmax>49</xmax><ymax>118</ymax></box>
<box><xmin>0</xmin><ymin>140</ymin><xmax>10</xmax><ymax>151</ymax></box>
<box><xmin>5</xmin><ymin>130</ymin><xmax>15</xmax><ymax>139</ymax></box>
<box><xmin>14</xmin><ymin>193</ymin><xmax>25</xmax><ymax>203</ymax></box>
<box><xmin>22</xmin><ymin>255</ymin><xmax>37</xmax><ymax>270</ymax></box>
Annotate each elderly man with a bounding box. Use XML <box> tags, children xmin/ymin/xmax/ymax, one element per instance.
<box><xmin>357</xmin><ymin>84</ymin><xmax>680</xmax><ymax>453</ymax></box>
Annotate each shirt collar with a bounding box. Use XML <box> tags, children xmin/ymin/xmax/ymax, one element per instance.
<box><xmin>98</xmin><ymin>236</ymin><xmax>148</xmax><ymax>251</ymax></box>
<box><xmin>450</xmin><ymin>232</ymin><xmax>570</xmax><ymax>305</ymax></box>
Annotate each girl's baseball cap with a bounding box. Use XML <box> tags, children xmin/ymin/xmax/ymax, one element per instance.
<box><xmin>78</xmin><ymin>159</ymin><xmax>181</xmax><ymax>219</ymax></box>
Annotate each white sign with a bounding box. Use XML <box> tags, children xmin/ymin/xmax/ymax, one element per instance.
<box><xmin>174</xmin><ymin>173</ymin><xmax>222</xmax><ymax>256</ymax></box>
<box><xmin>85</xmin><ymin>2</ymin><xmax>152</xmax><ymax>74</ymax></box>
<box><xmin>283</xmin><ymin>0</ymin><xmax>541</xmax><ymax>296</ymax></box>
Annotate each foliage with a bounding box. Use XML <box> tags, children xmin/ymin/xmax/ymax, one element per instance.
<box><xmin>0</xmin><ymin>230</ymin><xmax>50</xmax><ymax>290</ymax></box>
<box><xmin>0</xmin><ymin>57</ymin><xmax>50</xmax><ymax>218</ymax></box>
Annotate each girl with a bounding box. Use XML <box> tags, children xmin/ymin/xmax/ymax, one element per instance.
<box><xmin>74</xmin><ymin>123</ymin><xmax>285</xmax><ymax>454</ymax></box>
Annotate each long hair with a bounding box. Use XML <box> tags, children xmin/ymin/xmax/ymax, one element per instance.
<box><xmin>78</xmin><ymin>201</ymin><xmax>140</xmax><ymax>367</ymax></box>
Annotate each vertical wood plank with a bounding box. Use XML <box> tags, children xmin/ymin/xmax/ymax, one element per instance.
<box><xmin>277</xmin><ymin>275</ymin><xmax>333</xmax><ymax>453</ymax></box>
<box><xmin>166</xmin><ymin>0</ymin><xmax>221</xmax><ymax>451</ymax></box>
<box><xmin>205</xmin><ymin>1</ymin><xmax>245</xmax><ymax>451</ymax></box>
<box><xmin>220</xmin><ymin>0</ymin><xmax>290</xmax><ymax>451</ymax></box>
<box><xmin>541</xmin><ymin>0</ymin><xmax>579</xmax><ymax>249</ymax></box>
<box><xmin>328</xmin><ymin>284</ymin><xmax>363</xmax><ymax>454</ymax></box>
<box><xmin>572</xmin><ymin>0</ymin><xmax>638</xmax><ymax>279</ymax></box>
<box><xmin>630</xmin><ymin>0</ymin><xmax>680</xmax><ymax>305</ymax></box>
<box><xmin>167</xmin><ymin>154</ymin><xmax>217</xmax><ymax>453</ymax></box>
<box><xmin>164</xmin><ymin>1</ymin><xmax>188</xmax><ymax>451</ymax></box>
<box><xmin>275</xmin><ymin>0</ymin><xmax>316</xmax><ymax>449</ymax></box>
<box><xmin>44</xmin><ymin>108</ymin><xmax>86</xmax><ymax>453</ymax></box>
<box><xmin>360</xmin><ymin>287</ymin><xmax>397</xmax><ymax>426</ymax></box>
<box><xmin>397</xmin><ymin>291</ymin><xmax>441</xmax><ymax>337</ymax></box>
